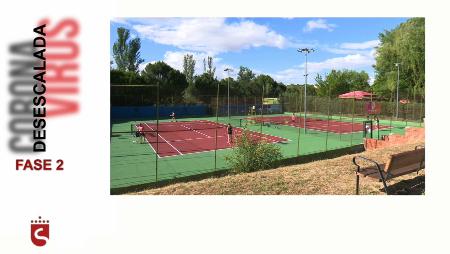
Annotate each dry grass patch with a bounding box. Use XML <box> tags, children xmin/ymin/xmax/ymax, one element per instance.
<box><xmin>132</xmin><ymin>141</ymin><xmax>425</xmax><ymax>195</ymax></box>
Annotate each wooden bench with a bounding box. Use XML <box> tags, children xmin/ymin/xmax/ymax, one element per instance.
<box><xmin>352</xmin><ymin>146</ymin><xmax>425</xmax><ymax>195</ymax></box>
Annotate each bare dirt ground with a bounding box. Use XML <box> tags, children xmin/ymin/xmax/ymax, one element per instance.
<box><xmin>132</xmin><ymin>141</ymin><xmax>425</xmax><ymax>195</ymax></box>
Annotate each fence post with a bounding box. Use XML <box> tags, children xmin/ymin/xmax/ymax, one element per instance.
<box><xmin>325</xmin><ymin>90</ymin><xmax>331</xmax><ymax>151</ymax></box>
<box><xmin>350</xmin><ymin>97</ymin><xmax>355</xmax><ymax>146</ymax></box>
<box><xmin>296</xmin><ymin>91</ymin><xmax>301</xmax><ymax>160</ymax></box>
<box><xmin>214</xmin><ymin>85</ymin><xmax>220</xmax><ymax>170</ymax></box>
<box><xmin>260</xmin><ymin>85</ymin><xmax>264</xmax><ymax>133</ymax></box>
<box><xmin>155</xmin><ymin>80</ymin><xmax>160</xmax><ymax>183</ymax></box>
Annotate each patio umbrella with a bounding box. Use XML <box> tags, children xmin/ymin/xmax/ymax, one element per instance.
<box><xmin>338</xmin><ymin>91</ymin><xmax>374</xmax><ymax>100</ymax></box>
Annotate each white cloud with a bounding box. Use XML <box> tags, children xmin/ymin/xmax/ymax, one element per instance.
<box><xmin>271</xmin><ymin>68</ymin><xmax>305</xmax><ymax>84</ymax></box>
<box><xmin>272</xmin><ymin>53</ymin><xmax>375</xmax><ymax>84</ymax></box>
<box><xmin>322</xmin><ymin>40</ymin><xmax>379</xmax><ymax>66</ymax></box>
<box><xmin>133</xmin><ymin>18</ymin><xmax>289</xmax><ymax>54</ymax></box>
<box><xmin>111</xmin><ymin>18</ymin><xmax>130</xmax><ymax>26</ymax></box>
<box><xmin>369</xmin><ymin>75</ymin><xmax>375</xmax><ymax>85</ymax></box>
<box><xmin>303</xmin><ymin>19</ymin><xmax>337</xmax><ymax>32</ymax></box>
<box><xmin>340</xmin><ymin>40</ymin><xmax>380</xmax><ymax>50</ymax></box>
<box><xmin>307</xmin><ymin>54</ymin><xmax>375</xmax><ymax>73</ymax></box>
<box><xmin>140</xmin><ymin>51</ymin><xmax>234</xmax><ymax>80</ymax></box>
<box><xmin>162</xmin><ymin>51</ymin><xmax>209</xmax><ymax>75</ymax></box>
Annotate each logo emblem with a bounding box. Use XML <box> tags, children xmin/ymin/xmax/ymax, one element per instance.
<box><xmin>31</xmin><ymin>216</ymin><xmax>50</xmax><ymax>247</ymax></box>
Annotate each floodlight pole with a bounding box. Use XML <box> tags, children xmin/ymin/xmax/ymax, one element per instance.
<box><xmin>224</xmin><ymin>68</ymin><xmax>233</xmax><ymax>120</ymax></box>
<box><xmin>395</xmin><ymin>63</ymin><xmax>401</xmax><ymax>119</ymax></box>
<box><xmin>298</xmin><ymin>48</ymin><xmax>315</xmax><ymax>133</ymax></box>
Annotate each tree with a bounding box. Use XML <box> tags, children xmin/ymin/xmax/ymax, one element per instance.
<box><xmin>194</xmin><ymin>73</ymin><xmax>219</xmax><ymax>96</ymax></box>
<box><xmin>236</xmin><ymin>66</ymin><xmax>256</xmax><ymax>96</ymax></box>
<box><xmin>112</xmin><ymin>27</ymin><xmax>144</xmax><ymax>73</ymax></box>
<box><xmin>126</xmin><ymin>37</ymin><xmax>144</xmax><ymax>73</ymax></box>
<box><xmin>183</xmin><ymin>54</ymin><xmax>196</xmax><ymax>85</ymax></box>
<box><xmin>253</xmin><ymin>74</ymin><xmax>285</xmax><ymax>97</ymax></box>
<box><xmin>203</xmin><ymin>56</ymin><xmax>216</xmax><ymax>78</ymax></box>
<box><xmin>373</xmin><ymin>18</ymin><xmax>425</xmax><ymax>102</ymax></box>
<box><xmin>314</xmin><ymin>70</ymin><xmax>370</xmax><ymax>97</ymax></box>
<box><xmin>141</xmin><ymin>61</ymin><xmax>188</xmax><ymax>104</ymax></box>
<box><xmin>112</xmin><ymin>27</ymin><xmax>129</xmax><ymax>71</ymax></box>
<box><xmin>182</xmin><ymin>54</ymin><xmax>197</xmax><ymax>103</ymax></box>
<box><xmin>110</xmin><ymin>69</ymin><xmax>147</xmax><ymax>106</ymax></box>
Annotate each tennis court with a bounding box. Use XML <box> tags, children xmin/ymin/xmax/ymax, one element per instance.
<box><xmin>111</xmin><ymin>87</ymin><xmax>425</xmax><ymax>192</ymax></box>
<box><xmin>137</xmin><ymin>120</ymin><xmax>287</xmax><ymax>158</ymax></box>
<box><xmin>111</xmin><ymin>112</ymin><xmax>421</xmax><ymax>191</ymax></box>
<box><xmin>246</xmin><ymin>115</ymin><xmax>391</xmax><ymax>134</ymax></box>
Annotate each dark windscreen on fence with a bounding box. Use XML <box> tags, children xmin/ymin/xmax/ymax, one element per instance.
<box><xmin>110</xmin><ymin>83</ymin><xmax>424</xmax><ymax>191</ymax></box>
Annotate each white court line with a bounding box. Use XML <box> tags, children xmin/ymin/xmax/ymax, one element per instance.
<box><xmin>135</xmin><ymin>124</ymin><xmax>162</xmax><ymax>158</ymax></box>
<box><xmin>200</xmin><ymin>120</ymin><xmax>291</xmax><ymax>142</ymax></box>
<box><xmin>144</xmin><ymin>123</ymin><xmax>183</xmax><ymax>155</ymax></box>
<box><xmin>158</xmin><ymin>134</ymin><xmax>285</xmax><ymax>158</ymax></box>
<box><xmin>181</xmin><ymin>124</ymin><xmax>212</xmax><ymax>138</ymax></box>
<box><xmin>172</xmin><ymin>136</ymin><xmax>226</xmax><ymax>142</ymax></box>
<box><xmin>273</xmin><ymin>119</ymin><xmax>391</xmax><ymax>134</ymax></box>
<box><xmin>144</xmin><ymin>120</ymin><xmax>289</xmax><ymax>158</ymax></box>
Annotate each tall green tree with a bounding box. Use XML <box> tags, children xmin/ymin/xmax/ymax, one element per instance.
<box><xmin>253</xmin><ymin>74</ymin><xmax>285</xmax><ymax>97</ymax></box>
<box><xmin>112</xmin><ymin>27</ymin><xmax>129</xmax><ymax>71</ymax></box>
<box><xmin>182</xmin><ymin>54</ymin><xmax>197</xmax><ymax>103</ymax></box>
<box><xmin>236</xmin><ymin>66</ymin><xmax>256</xmax><ymax>96</ymax></box>
<box><xmin>141</xmin><ymin>61</ymin><xmax>188</xmax><ymax>104</ymax></box>
<box><xmin>112</xmin><ymin>27</ymin><xmax>144</xmax><ymax>73</ymax></box>
<box><xmin>203</xmin><ymin>56</ymin><xmax>216</xmax><ymax>78</ymax></box>
<box><xmin>183</xmin><ymin>54</ymin><xmax>196</xmax><ymax>85</ymax></box>
<box><xmin>315</xmin><ymin>70</ymin><xmax>370</xmax><ymax>97</ymax></box>
<box><xmin>126</xmin><ymin>37</ymin><xmax>144</xmax><ymax>73</ymax></box>
<box><xmin>373</xmin><ymin>18</ymin><xmax>425</xmax><ymax>101</ymax></box>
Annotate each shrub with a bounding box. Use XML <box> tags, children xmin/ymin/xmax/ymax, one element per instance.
<box><xmin>225</xmin><ymin>131</ymin><xmax>283</xmax><ymax>173</ymax></box>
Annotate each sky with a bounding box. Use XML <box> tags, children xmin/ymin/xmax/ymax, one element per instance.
<box><xmin>110</xmin><ymin>17</ymin><xmax>408</xmax><ymax>84</ymax></box>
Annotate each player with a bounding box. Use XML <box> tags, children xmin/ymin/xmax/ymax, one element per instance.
<box><xmin>170</xmin><ymin>111</ymin><xmax>177</xmax><ymax>122</ymax></box>
<box><xmin>365</xmin><ymin>122</ymin><xmax>372</xmax><ymax>134</ymax></box>
<box><xmin>136</xmin><ymin>123</ymin><xmax>143</xmax><ymax>137</ymax></box>
<box><xmin>291</xmin><ymin>113</ymin><xmax>296</xmax><ymax>123</ymax></box>
<box><xmin>136</xmin><ymin>124</ymin><xmax>146</xmax><ymax>143</ymax></box>
<box><xmin>227</xmin><ymin>123</ymin><xmax>233</xmax><ymax>144</ymax></box>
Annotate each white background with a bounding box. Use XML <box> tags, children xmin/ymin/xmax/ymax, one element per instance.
<box><xmin>0</xmin><ymin>0</ymin><xmax>449</xmax><ymax>253</ymax></box>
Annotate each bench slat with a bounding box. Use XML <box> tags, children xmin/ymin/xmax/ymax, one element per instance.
<box><xmin>358</xmin><ymin>163</ymin><xmax>423</xmax><ymax>180</ymax></box>
<box><xmin>385</xmin><ymin>148</ymin><xmax>425</xmax><ymax>172</ymax></box>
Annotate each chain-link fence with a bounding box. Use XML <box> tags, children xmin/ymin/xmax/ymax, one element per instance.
<box><xmin>110</xmin><ymin>84</ymin><xmax>425</xmax><ymax>192</ymax></box>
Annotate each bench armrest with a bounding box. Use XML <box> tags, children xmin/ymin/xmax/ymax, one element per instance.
<box><xmin>352</xmin><ymin>156</ymin><xmax>382</xmax><ymax>173</ymax></box>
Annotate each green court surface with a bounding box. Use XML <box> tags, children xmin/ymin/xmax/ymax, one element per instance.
<box><xmin>111</xmin><ymin>113</ymin><xmax>421</xmax><ymax>190</ymax></box>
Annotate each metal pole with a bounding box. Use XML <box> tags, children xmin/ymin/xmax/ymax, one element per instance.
<box><xmin>304</xmin><ymin>53</ymin><xmax>307</xmax><ymax>133</ymax></box>
<box><xmin>296</xmin><ymin>91</ymin><xmax>301</xmax><ymax>159</ymax></box>
<box><xmin>227</xmin><ymin>73</ymin><xmax>230</xmax><ymax>119</ymax></box>
<box><xmin>350</xmin><ymin>96</ymin><xmax>355</xmax><ymax>146</ymax></box>
<box><xmin>395</xmin><ymin>63</ymin><xmax>400</xmax><ymax>119</ymax></box>
<box><xmin>156</xmin><ymin>77</ymin><xmax>160</xmax><ymax>183</ymax></box>
<box><xmin>224</xmin><ymin>68</ymin><xmax>233</xmax><ymax>120</ymax></box>
<box><xmin>214</xmin><ymin>82</ymin><xmax>220</xmax><ymax>170</ymax></box>
<box><xmin>325</xmin><ymin>84</ymin><xmax>331</xmax><ymax>151</ymax></box>
<box><xmin>298</xmin><ymin>48</ymin><xmax>314</xmax><ymax>134</ymax></box>
<box><xmin>260</xmin><ymin>83</ymin><xmax>264</xmax><ymax>133</ymax></box>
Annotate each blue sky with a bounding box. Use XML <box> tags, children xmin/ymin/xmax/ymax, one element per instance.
<box><xmin>110</xmin><ymin>17</ymin><xmax>408</xmax><ymax>84</ymax></box>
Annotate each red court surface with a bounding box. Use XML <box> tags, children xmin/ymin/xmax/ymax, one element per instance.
<box><xmin>138</xmin><ymin>120</ymin><xmax>288</xmax><ymax>158</ymax></box>
<box><xmin>248</xmin><ymin>115</ymin><xmax>390</xmax><ymax>134</ymax></box>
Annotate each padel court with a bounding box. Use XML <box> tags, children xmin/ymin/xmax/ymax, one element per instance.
<box><xmin>138</xmin><ymin>120</ymin><xmax>288</xmax><ymax>158</ymax></box>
